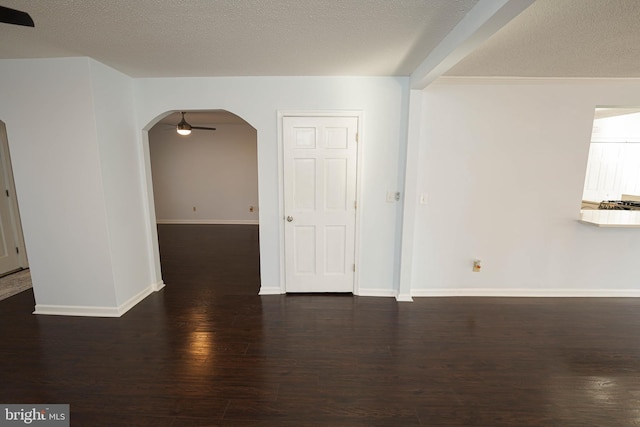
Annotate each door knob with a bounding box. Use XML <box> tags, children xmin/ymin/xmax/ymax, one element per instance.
<box><xmin>287</xmin><ymin>216</ymin><xmax>294</xmax><ymax>222</ymax></box>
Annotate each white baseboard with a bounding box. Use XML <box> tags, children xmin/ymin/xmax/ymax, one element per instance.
<box><xmin>116</xmin><ymin>285</ymin><xmax>156</xmax><ymax>315</ymax></box>
<box><xmin>243</xmin><ymin>285</ymin><xmax>640</xmax><ymax>299</ymax></box>
<box><xmin>156</xmin><ymin>219</ymin><xmax>259</xmax><ymax>225</ymax></box>
<box><xmin>411</xmin><ymin>288</ymin><xmax>640</xmax><ymax>297</ymax></box>
<box><xmin>395</xmin><ymin>293</ymin><xmax>414</xmax><ymax>302</ymax></box>
<box><xmin>259</xmin><ymin>286</ymin><xmax>284</xmax><ymax>295</ymax></box>
<box><xmin>33</xmin><ymin>304</ymin><xmax>122</xmax><ymax>317</ymax></box>
<box><xmin>356</xmin><ymin>288</ymin><xmax>397</xmax><ymax>297</ymax></box>
<box><xmin>33</xmin><ymin>283</ymin><xmax>162</xmax><ymax>317</ymax></box>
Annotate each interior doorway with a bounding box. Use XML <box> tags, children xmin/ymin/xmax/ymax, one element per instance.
<box><xmin>0</xmin><ymin>121</ymin><xmax>28</xmax><ymax>276</ymax></box>
<box><xmin>147</xmin><ymin>110</ymin><xmax>260</xmax><ymax>293</ymax></box>
<box><xmin>281</xmin><ymin>115</ymin><xmax>359</xmax><ymax>293</ymax></box>
<box><xmin>278</xmin><ymin>111</ymin><xmax>363</xmax><ymax>294</ymax></box>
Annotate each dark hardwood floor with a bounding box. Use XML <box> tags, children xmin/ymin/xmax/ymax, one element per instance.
<box><xmin>2</xmin><ymin>224</ymin><xmax>640</xmax><ymax>426</ymax></box>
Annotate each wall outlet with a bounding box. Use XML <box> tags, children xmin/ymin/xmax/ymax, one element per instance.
<box><xmin>473</xmin><ymin>260</ymin><xmax>482</xmax><ymax>272</ymax></box>
<box><xmin>249</xmin><ymin>205</ymin><xmax>254</xmax><ymax>212</ymax></box>
<box><xmin>193</xmin><ymin>206</ymin><xmax>196</xmax><ymax>212</ymax></box>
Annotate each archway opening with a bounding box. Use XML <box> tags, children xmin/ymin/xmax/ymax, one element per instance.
<box><xmin>147</xmin><ymin>110</ymin><xmax>260</xmax><ymax>297</ymax></box>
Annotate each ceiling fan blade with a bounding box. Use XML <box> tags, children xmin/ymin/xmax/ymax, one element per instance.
<box><xmin>0</xmin><ymin>5</ymin><xmax>35</xmax><ymax>27</ymax></box>
<box><xmin>191</xmin><ymin>126</ymin><xmax>217</xmax><ymax>131</ymax></box>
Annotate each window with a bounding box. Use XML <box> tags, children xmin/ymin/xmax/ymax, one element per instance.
<box><xmin>582</xmin><ymin>107</ymin><xmax>640</xmax><ymax>209</ymax></box>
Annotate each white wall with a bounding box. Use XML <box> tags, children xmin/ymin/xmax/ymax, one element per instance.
<box><xmin>135</xmin><ymin>77</ymin><xmax>409</xmax><ymax>294</ymax></box>
<box><xmin>148</xmin><ymin>121</ymin><xmax>259</xmax><ymax>224</ymax></box>
<box><xmin>4</xmin><ymin>56</ymin><xmax>640</xmax><ymax>312</ymax></box>
<box><xmin>88</xmin><ymin>59</ymin><xmax>156</xmax><ymax>307</ymax></box>
<box><xmin>0</xmin><ymin>61</ymin><xmax>409</xmax><ymax>313</ymax></box>
<box><xmin>409</xmin><ymin>78</ymin><xmax>640</xmax><ymax>296</ymax></box>
<box><xmin>0</xmin><ymin>57</ymin><xmax>155</xmax><ymax>314</ymax></box>
<box><xmin>0</xmin><ymin>58</ymin><xmax>117</xmax><ymax>309</ymax></box>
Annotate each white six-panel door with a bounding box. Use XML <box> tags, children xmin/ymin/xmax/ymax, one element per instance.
<box><xmin>283</xmin><ymin>116</ymin><xmax>358</xmax><ymax>293</ymax></box>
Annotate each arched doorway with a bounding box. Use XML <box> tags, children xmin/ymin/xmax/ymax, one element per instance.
<box><xmin>146</xmin><ymin>110</ymin><xmax>260</xmax><ymax>295</ymax></box>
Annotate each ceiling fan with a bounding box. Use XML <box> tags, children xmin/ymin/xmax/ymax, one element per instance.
<box><xmin>176</xmin><ymin>112</ymin><xmax>216</xmax><ymax>136</ymax></box>
<box><xmin>0</xmin><ymin>5</ymin><xmax>35</xmax><ymax>27</ymax></box>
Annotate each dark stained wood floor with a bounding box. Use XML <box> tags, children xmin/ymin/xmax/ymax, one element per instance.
<box><xmin>2</xmin><ymin>224</ymin><xmax>640</xmax><ymax>426</ymax></box>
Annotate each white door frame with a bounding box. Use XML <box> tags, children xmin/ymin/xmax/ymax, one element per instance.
<box><xmin>277</xmin><ymin>110</ymin><xmax>364</xmax><ymax>294</ymax></box>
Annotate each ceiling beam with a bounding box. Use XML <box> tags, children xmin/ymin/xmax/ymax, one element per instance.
<box><xmin>410</xmin><ymin>0</ymin><xmax>535</xmax><ymax>90</ymax></box>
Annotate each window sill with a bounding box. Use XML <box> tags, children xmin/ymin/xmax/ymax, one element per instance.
<box><xmin>579</xmin><ymin>210</ymin><xmax>640</xmax><ymax>227</ymax></box>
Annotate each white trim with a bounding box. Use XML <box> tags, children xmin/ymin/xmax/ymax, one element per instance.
<box><xmin>434</xmin><ymin>76</ymin><xmax>640</xmax><ymax>86</ymax></box>
<box><xmin>398</xmin><ymin>90</ymin><xmax>423</xmax><ymax>299</ymax></box>
<box><xmin>139</xmin><ymin>128</ymin><xmax>164</xmax><ymax>293</ymax></box>
<box><xmin>277</xmin><ymin>110</ymin><xmax>364</xmax><ymax>296</ymax></box>
<box><xmin>276</xmin><ymin>112</ymin><xmax>286</xmax><ymax>293</ymax></box>
<box><xmin>354</xmin><ymin>114</ymin><xmax>364</xmax><ymax>296</ymax></box>
<box><xmin>33</xmin><ymin>284</ymin><xmax>158</xmax><ymax>317</ymax></box>
<box><xmin>152</xmin><ymin>280</ymin><xmax>165</xmax><ymax>292</ymax></box>
<box><xmin>156</xmin><ymin>219</ymin><xmax>259</xmax><ymax>225</ymax></box>
<box><xmin>259</xmin><ymin>286</ymin><xmax>284</xmax><ymax>295</ymax></box>
<box><xmin>396</xmin><ymin>294</ymin><xmax>414</xmax><ymax>302</ymax></box>
<box><xmin>357</xmin><ymin>288</ymin><xmax>397</xmax><ymax>298</ymax></box>
<box><xmin>411</xmin><ymin>288</ymin><xmax>640</xmax><ymax>297</ymax></box>
<box><xmin>116</xmin><ymin>284</ymin><xmax>156</xmax><ymax>315</ymax></box>
<box><xmin>34</xmin><ymin>304</ymin><xmax>122</xmax><ymax>317</ymax></box>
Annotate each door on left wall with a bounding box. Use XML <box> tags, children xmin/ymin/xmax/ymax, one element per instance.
<box><xmin>0</xmin><ymin>122</ymin><xmax>25</xmax><ymax>275</ymax></box>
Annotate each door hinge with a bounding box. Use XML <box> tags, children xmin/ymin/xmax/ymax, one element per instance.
<box><xmin>353</xmin><ymin>264</ymin><xmax>356</xmax><ymax>272</ymax></box>
<box><xmin>15</xmin><ymin>247</ymin><xmax>19</xmax><ymax>254</ymax></box>
<box><xmin>5</xmin><ymin>190</ymin><xmax>8</xmax><ymax>197</ymax></box>
<box><xmin>355</xmin><ymin>133</ymin><xmax>359</xmax><ymax>143</ymax></box>
<box><xmin>354</xmin><ymin>201</ymin><xmax>357</xmax><ymax>209</ymax></box>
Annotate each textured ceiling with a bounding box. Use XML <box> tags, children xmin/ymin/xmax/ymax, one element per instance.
<box><xmin>0</xmin><ymin>0</ymin><xmax>479</xmax><ymax>77</ymax></box>
<box><xmin>2</xmin><ymin>0</ymin><xmax>638</xmax><ymax>80</ymax></box>
<box><xmin>446</xmin><ymin>0</ymin><xmax>640</xmax><ymax>78</ymax></box>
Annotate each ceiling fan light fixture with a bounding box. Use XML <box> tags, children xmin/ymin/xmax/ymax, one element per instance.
<box><xmin>176</xmin><ymin>112</ymin><xmax>192</xmax><ymax>136</ymax></box>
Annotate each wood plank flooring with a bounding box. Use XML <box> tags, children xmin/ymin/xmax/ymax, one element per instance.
<box><xmin>2</xmin><ymin>224</ymin><xmax>640</xmax><ymax>426</ymax></box>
